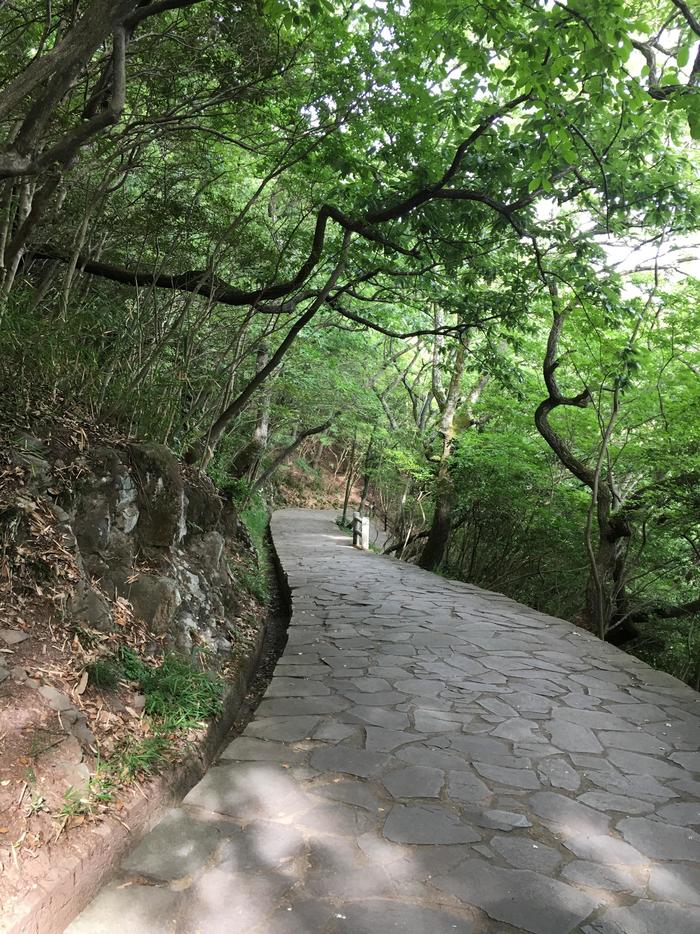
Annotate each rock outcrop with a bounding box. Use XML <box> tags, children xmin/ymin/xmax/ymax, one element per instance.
<box><xmin>7</xmin><ymin>433</ymin><xmax>246</xmax><ymax>659</ymax></box>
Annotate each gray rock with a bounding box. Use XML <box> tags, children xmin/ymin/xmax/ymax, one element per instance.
<box><xmin>38</xmin><ymin>685</ymin><xmax>73</xmax><ymax>710</ymax></box>
<box><xmin>468</xmin><ymin>808</ymin><xmax>532</xmax><ymax>831</ymax></box>
<box><xmin>597</xmin><ymin>730</ymin><xmax>671</xmax><ymax>754</ymax></box>
<box><xmin>183</xmin><ymin>762</ymin><xmax>312</xmax><ymax>821</ymax></box>
<box><xmin>313</xmin><ymin>722</ymin><xmax>359</xmax><ymax>743</ymax></box>
<box><xmin>128</xmin><ymin>441</ymin><xmax>185</xmax><ymax>547</ymax></box>
<box><xmin>127</xmin><ymin>574</ymin><xmax>180</xmax><ymax>632</ymax></box>
<box><xmin>448</xmin><ymin>770</ymin><xmax>493</xmax><ymax>805</ymax></box>
<box><xmin>587</xmin><ymin>768</ymin><xmax>677</xmax><ymax>801</ymax></box>
<box><xmin>66</xmin><ymin>880</ymin><xmax>181</xmax><ymax>933</ymax></box>
<box><xmin>0</xmin><ymin>629</ymin><xmax>29</xmax><ymax>645</ymax></box>
<box><xmin>257</xmin><ymin>696</ymin><xmax>350</xmax><ymax>717</ymax></box>
<box><xmin>68</xmin><ymin>584</ymin><xmax>113</xmax><ymax>632</ymax></box>
<box><xmin>669</xmin><ymin>751</ymin><xmax>700</xmax><ymax>771</ymax></box>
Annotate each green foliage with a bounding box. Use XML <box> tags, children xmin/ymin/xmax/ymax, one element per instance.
<box><xmin>0</xmin><ymin>1</ymin><xmax>698</xmax><ymax>688</ymax></box>
<box><xmin>239</xmin><ymin>496</ymin><xmax>271</xmax><ymax>602</ymax></box>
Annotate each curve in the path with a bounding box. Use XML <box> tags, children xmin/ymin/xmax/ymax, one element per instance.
<box><xmin>69</xmin><ymin>508</ymin><xmax>700</xmax><ymax>934</ymax></box>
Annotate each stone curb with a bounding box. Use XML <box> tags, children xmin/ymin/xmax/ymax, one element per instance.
<box><xmin>1</xmin><ymin>623</ymin><xmax>267</xmax><ymax>934</ymax></box>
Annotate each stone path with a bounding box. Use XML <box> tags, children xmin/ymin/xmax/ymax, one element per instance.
<box><xmin>68</xmin><ymin>509</ymin><xmax>700</xmax><ymax>933</ymax></box>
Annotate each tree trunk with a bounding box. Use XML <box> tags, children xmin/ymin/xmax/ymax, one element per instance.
<box><xmin>419</xmin><ymin>337</ymin><xmax>470</xmax><ymax>571</ymax></box>
<box><xmin>231</xmin><ymin>344</ymin><xmax>271</xmax><ymax>482</ymax></box>
<box><xmin>418</xmin><ymin>461</ymin><xmax>453</xmax><ymax>571</ymax></box>
<box><xmin>341</xmin><ymin>432</ymin><xmax>357</xmax><ymax>526</ymax></box>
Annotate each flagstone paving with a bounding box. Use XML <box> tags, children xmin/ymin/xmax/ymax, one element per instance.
<box><xmin>68</xmin><ymin>508</ymin><xmax>700</xmax><ymax>933</ymax></box>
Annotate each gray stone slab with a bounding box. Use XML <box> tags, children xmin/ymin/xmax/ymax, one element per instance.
<box><xmin>529</xmin><ymin>792</ymin><xmax>610</xmax><ymax>835</ymax></box>
<box><xmin>648</xmin><ymin>862</ymin><xmax>700</xmax><ymax>905</ymax></box>
<box><xmin>617</xmin><ymin>816</ymin><xmax>700</xmax><ymax>861</ymax></box>
<box><xmin>583</xmin><ymin>900</ymin><xmax>700</xmax><ymax>934</ymax></box>
<box><xmin>66</xmin><ymin>883</ymin><xmax>182</xmax><ymax>933</ymax></box>
<box><xmin>383</xmin><ymin>804</ymin><xmax>481</xmax><ymax>844</ymax></box>
<box><xmin>244</xmin><ymin>715</ymin><xmax>321</xmax><ymax>742</ymax></box>
<box><xmin>560</xmin><ymin>859</ymin><xmax>642</xmax><ymax>893</ymax></box>
<box><xmin>312</xmin><ymin>778</ymin><xmax>383</xmax><ymax>812</ymax></box>
<box><xmin>547</xmin><ymin>721</ymin><xmax>603</xmax><ymax>753</ymax></box>
<box><xmin>257</xmin><ymin>696</ymin><xmax>350</xmax><ymax>716</ymax></box>
<box><xmin>364</xmin><ymin>726</ymin><xmax>419</xmax><ymax>752</ymax></box>
<box><xmin>447</xmin><ymin>770</ymin><xmax>493</xmax><ymax>805</ymax></box>
<box><xmin>383</xmin><ymin>765</ymin><xmax>444</xmax><ymax>799</ymax></box>
<box><xmin>586</xmin><ymin>768</ymin><xmax>678</xmax><ymax>801</ymax></box>
<box><xmin>344</xmin><ymin>705</ymin><xmax>411</xmax><ymax>730</ymax></box>
<box><xmin>183</xmin><ymin>762</ymin><xmax>313</xmax><ymax>820</ymax></box>
<box><xmin>473</xmin><ymin>762</ymin><xmax>541</xmax><ymax>789</ymax></box>
<box><xmin>121</xmin><ymin>808</ymin><xmax>226</xmax><ymax>880</ymax></box>
<box><xmin>333</xmin><ymin>900</ymin><xmax>475</xmax><ymax>933</ymax></box>
<box><xmin>597</xmin><ymin>730</ymin><xmax>671</xmax><ymax>754</ymax></box>
<box><xmin>577</xmin><ymin>791</ymin><xmax>654</xmax><ymax>814</ymax></box>
<box><xmin>432</xmin><ymin>859</ymin><xmax>602</xmax><ymax>934</ymax></box>
<box><xmin>312</xmin><ymin>721</ymin><xmax>359</xmax><ymax>743</ymax></box>
<box><xmin>220</xmin><ymin>736</ymin><xmax>307</xmax><ymax>764</ymax></box>
<box><xmin>491</xmin><ymin>835</ymin><xmax>562</xmax><ymax>873</ymax></box>
<box><xmin>536</xmin><ymin>757</ymin><xmax>581</xmax><ymax>791</ymax></box>
<box><xmin>0</xmin><ymin>629</ymin><xmax>29</xmax><ymax>644</ymax></box>
<box><xmin>656</xmin><ymin>801</ymin><xmax>700</xmax><ymax>825</ymax></box>
<box><xmin>562</xmin><ymin>832</ymin><xmax>646</xmax><ymax>865</ymax></box>
<box><xmin>607</xmin><ymin>748</ymin><xmax>686</xmax><ymax>778</ymax></box>
<box><xmin>309</xmin><ymin>745</ymin><xmax>387</xmax><ymax>778</ymax></box>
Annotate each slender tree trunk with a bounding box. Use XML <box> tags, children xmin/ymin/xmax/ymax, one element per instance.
<box><xmin>419</xmin><ymin>341</ymin><xmax>473</xmax><ymax>571</ymax></box>
<box><xmin>341</xmin><ymin>432</ymin><xmax>357</xmax><ymax>526</ymax></box>
<box><xmin>248</xmin><ymin>414</ymin><xmax>336</xmax><ymax>496</ymax></box>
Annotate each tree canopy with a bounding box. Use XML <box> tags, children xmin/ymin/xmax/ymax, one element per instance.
<box><xmin>1</xmin><ymin>0</ymin><xmax>699</xmax><ymax>684</ymax></box>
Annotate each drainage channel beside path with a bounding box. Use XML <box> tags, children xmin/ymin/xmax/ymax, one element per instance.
<box><xmin>68</xmin><ymin>508</ymin><xmax>700</xmax><ymax>933</ymax></box>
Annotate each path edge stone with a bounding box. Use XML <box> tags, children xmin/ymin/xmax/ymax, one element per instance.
<box><xmin>1</xmin><ymin>624</ymin><xmax>268</xmax><ymax>934</ymax></box>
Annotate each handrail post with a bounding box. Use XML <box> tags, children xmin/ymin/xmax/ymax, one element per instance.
<box><xmin>352</xmin><ymin>512</ymin><xmax>369</xmax><ymax>550</ymax></box>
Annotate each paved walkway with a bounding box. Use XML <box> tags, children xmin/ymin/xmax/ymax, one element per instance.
<box><xmin>69</xmin><ymin>509</ymin><xmax>700</xmax><ymax>933</ymax></box>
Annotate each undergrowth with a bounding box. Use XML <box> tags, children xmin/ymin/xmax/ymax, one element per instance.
<box><xmin>239</xmin><ymin>493</ymin><xmax>271</xmax><ymax>602</ymax></box>
<box><xmin>67</xmin><ymin>648</ymin><xmax>225</xmax><ymax>818</ymax></box>
<box><xmin>60</xmin><ymin>492</ymin><xmax>270</xmax><ymax>822</ymax></box>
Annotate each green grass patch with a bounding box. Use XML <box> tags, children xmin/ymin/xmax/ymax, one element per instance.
<box><xmin>119</xmin><ymin>647</ymin><xmax>223</xmax><ymax>728</ymax></box>
<box><xmin>239</xmin><ymin>493</ymin><xmax>271</xmax><ymax>602</ymax></box>
<box><xmin>86</xmin><ymin>658</ymin><xmax>121</xmax><ymax>688</ymax></box>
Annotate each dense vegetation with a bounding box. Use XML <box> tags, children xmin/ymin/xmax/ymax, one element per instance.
<box><xmin>1</xmin><ymin>0</ymin><xmax>699</xmax><ymax>684</ymax></box>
